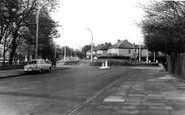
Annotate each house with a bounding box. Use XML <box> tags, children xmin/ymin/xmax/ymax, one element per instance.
<box><xmin>85</xmin><ymin>46</ymin><xmax>96</xmax><ymax>59</ymax></box>
<box><xmin>96</xmin><ymin>43</ymin><xmax>112</xmax><ymax>57</ymax></box>
<box><xmin>107</xmin><ymin>39</ymin><xmax>153</xmax><ymax>61</ymax></box>
<box><xmin>86</xmin><ymin>43</ymin><xmax>112</xmax><ymax>58</ymax></box>
<box><xmin>107</xmin><ymin>39</ymin><xmax>135</xmax><ymax>57</ymax></box>
<box><xmin>85</xmin><ymin>39</ymin><xmax>160</xmax><ymax>61</ymax></box>
<box><xmin>134</xmin><ymin>45</ymin><xmax>149</xmax><ymax>57</ymax></box>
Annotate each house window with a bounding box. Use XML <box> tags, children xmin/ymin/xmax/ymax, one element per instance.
<box><xmin>128</xmin><ymin>49</ymin><xmax>131</xmax><ymax>54</ymax></box>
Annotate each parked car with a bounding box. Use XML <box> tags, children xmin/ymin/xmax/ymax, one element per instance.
<box><xmin>24</xmin><ymin>59</ymin><xmax>52</xmax><ymax>73</ymax></box>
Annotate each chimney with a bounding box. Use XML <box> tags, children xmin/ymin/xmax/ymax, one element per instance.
<box><xmin>133</xmin><ymin>43</ymin><xmax>135</xmax><ymax>48</ymax></box>
<box><xmin>117</xmin><ymin>39</ymin><xmax>121</xmax><ymax>43</ymax></box>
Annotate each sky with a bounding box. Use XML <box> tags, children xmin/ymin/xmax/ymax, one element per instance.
<box><xmin>51</xmin><ymin>0</ymin><xmax>149</xmax><ymax>50</ymax></box>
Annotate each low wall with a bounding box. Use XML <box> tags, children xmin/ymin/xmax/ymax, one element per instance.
<box><xmin>63</xmin><ymin>60</ymin><xmax>80</xmax><ymax>65</ymax></box>
<box><xmin>0</xmin><ymin>65</ymin><xmax>25</xmax><ymax>70</ymax></box>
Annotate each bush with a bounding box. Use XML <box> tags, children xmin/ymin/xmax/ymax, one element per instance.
<box><xmin>64</xmin><ymin>60</ymin><xmax>80</xmax><ymax>65</ymax></box>
<box><xmin>90</xmin><ymin>59</ymin><xmax>159</xmax><ymax>66</ymax></box>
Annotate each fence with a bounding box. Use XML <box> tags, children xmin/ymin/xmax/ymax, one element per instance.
<box><xmin>167</xmin><ymin>53</ymin><xmax>185</xmax><ymax>78</ymax></box>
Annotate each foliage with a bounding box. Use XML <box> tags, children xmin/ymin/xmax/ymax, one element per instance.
<box><xmin>58</xmin><ymin>46</ymin><xmax>82</xmax><ymax>59</ymax></box>
<box><xmin>140</xmin><ymin>1</ymin><xmax>185</xmax><ymax>55</ymax></box>
<box><xmin>82</xmin><ymin>45</ymin><xmax>91</xmax><ymax>57</ymax></box>
<box><xmin>0</xmin><ymin>0</ymin><xmax>59</xmax><ymax>65</ymax></box>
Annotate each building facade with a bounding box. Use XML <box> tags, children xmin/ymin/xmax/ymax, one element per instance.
<box><xmin>96</xmin><ymin>43</ymin><xmax>112</xmax><ymax>57</ymax></box>
<box><xmin>85</xmin><ymin>39</ymin><xmax>161</xmax><ymax>61</ymax></box>
<box><xmin>107</xmin><ymin>40</ymin><xmax>135</xmax><ymax>57</ymax></box>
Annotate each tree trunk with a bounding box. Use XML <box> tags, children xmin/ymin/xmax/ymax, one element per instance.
<box><xmin>2</xmin><ymin>38</ymin><xmax>6</xmax><ymax>66</ymax></box>
<box><xmin>9</xmin><ymin>43</ymin><xmax>17</xmax><ymax>65</ymax></box>
<box><xmin>2</xmin><ymin>32</ymin><xmax>8</xmax><ymax>66</ymax></box>
<box><xmin>171</xmin><ymin>54</ymin><xmax>177</xmax><ymax>74</ymax></box>
<box><xmin>9</xmin><ymin>33</ymin><xmax>18</xmax><ymax>65</ymax></box>
<box><xmin>27</xmin><ymin>44</ymin><xmax>30</xmax><ymax>62</ymax></box>
<box><xmin>2</xmin><ymin>47</ymin><xmax>6</xmax><ymax>66</ymax></box>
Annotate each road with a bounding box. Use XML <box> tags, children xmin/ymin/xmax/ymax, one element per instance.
<box><xmin>0</xmin><ymin>66</ymin><xmax>134</xmax><ymax>115</ymax></box>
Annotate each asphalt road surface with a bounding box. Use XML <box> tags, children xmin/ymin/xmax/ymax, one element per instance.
<box><xmin>0</xmin><ymin>66</ymin><xmax>134</xmax><ymax>115</ymax></box>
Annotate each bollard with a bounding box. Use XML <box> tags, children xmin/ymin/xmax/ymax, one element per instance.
<box><xmin>105</xmin><ymin>60</ymin><xmax>110</xmax><ymax>68</ymax></box>
<box><xmin>105</xmin><ymin>60</ymin><xmax>108</xmax><ymax>67</ymax></box>
<box><xmin>102</xmin><ymin>62</ymin><xmax>105</xmax><ymax>67</ymax></box>
<box><xmin>100</xmin><ymin>60</ymin><xmax>110</xmax><ymax>69</ymax></box>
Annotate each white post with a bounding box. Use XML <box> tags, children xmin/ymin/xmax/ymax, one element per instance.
<box><xmin>71</xmin><ymin>49</ymin><xmax>72</xmax><ymax>58</ymax></box>
<box><xmin>102</xmin><ymin>62</ymin><xmax>105</xmax><ymax>67</ymax></box>
<box><xmin>55</xmin><ymin>47</ymin><xmax>57</xmax><ymax>59</ymax></box>
<box><xmin>100</xmin><ymin>60</ymin><xmax>110</xmax><ymax>69</ymax></box>
<box><xmin>139</xmin><ymin>42</ymin><xmax>141</xmax><ymax>61</ymax></box>
<box><xmin>105</xmin><ymin>60</ymin><xmax>108</xmax><ymax>67</ymax></box>
<box><xmin>146</xmin><ymin>48</ymin><xmax>149</xmax><ymax>63</ymax></box>
<box><xmin>64</xmin><ymin>41</ymin><xmax>66</xmax><ymax>61</ymax></box>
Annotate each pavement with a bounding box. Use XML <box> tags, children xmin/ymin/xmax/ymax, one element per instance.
<box><xmin>75</xmin><ymin>66</ymin><xmax>185</xmax><ymax>115</ymax></box>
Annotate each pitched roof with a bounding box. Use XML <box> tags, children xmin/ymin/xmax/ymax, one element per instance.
<box><xmin>135</xmin><ymin>45</ymin><xmax>147</xmax><ymax>49</ymax></box>
<box><xmin>98</xmin><ymin>43</ymin><xmax>112</xmax><ymax>50</ymax></box>
<box><xmin>95</xmin><ymin>44</ymin><xmax>104</xmax><ymax>50</ymax></box>
<box><xmin>109</xmin><ymin>40</ymin><xmax>133</xmax><ymax>49</ymax></box>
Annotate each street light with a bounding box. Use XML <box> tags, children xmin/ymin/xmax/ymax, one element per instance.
<box><xmin>35</xmin><ymin>2</ymin><xmax>51</xmax><ymax>59</ymax></box>
<box><xmin>85</xmin><ymin>28</ymin><xmax>93</xmax><ymax>62</ymax></box>
<box><xmin>55</xmin><ymin>47</ymin><xmax>57</xmax><ymax>59</ymax></box>
<box><xmin>64</xmin><ymin>41</ymin><xmax>66</xmax><ymax>61</ymax></box>
<box><xmin>139</xmin><ymin>42</ymin><xmax>141</xmax><ymax>61</ymax></box>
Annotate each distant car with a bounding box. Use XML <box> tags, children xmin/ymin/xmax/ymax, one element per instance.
<box><xmin>24</xmin><ymin>59</ymin><xmax>52</xmax><ymax>73</ymax></box>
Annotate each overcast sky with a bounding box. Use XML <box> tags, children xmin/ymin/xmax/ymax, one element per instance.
<box><xmin>51</xmin><ymin>0</ymin><xmax>150</xmax><ymax>49</ymax></box>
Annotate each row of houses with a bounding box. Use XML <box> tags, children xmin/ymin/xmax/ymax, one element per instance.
<box><xmin>86</xmin><ymin>39</ymin><xmax>163</xmax><ymax>61</ymax></box>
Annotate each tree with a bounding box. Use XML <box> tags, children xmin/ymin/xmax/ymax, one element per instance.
<box><xmin>140</xmin><ymin>1</ymin><xmax>185</xmax><ymax>55</ymax></box>
<box><xmin>0</xmin><ymin>0</ymin><xmax>59</xmax><ymax>65</ymax></box>
<box><xmin>75</xmin><ymin>49</ymin><xmax>83</xmax><ymax>58</ymax></box>
<box><xmin>82</xmin><ymin>45</ymin><xmax>91</xmax><ymax>57</ymax></box>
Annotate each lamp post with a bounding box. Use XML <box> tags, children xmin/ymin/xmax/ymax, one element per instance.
<box><xmin>55</xmin><ymin>47</ymin><xmax>57</xmax><ymax>59</ymax></box>
<box><xmin>85</xmin><ymin>28</ymin><xmax>93</xmax><ymax>62</ymax></box>
<box><xmin>153</xmin><ymin>50</ymin><xmax>156</xmax><ymax>62</ymax></box>
<box><xmin>146</xmin><ymin>48</ymin><xmax>149</xmax><ymax>63</ymax></box>
<box><xmin>64</xmin><ymin>41</ymin><xmax>66</xmax><ymax>61</ymax></box>
<box><xmin>139</xmin><ymin>41</ymin><xmax>141</xmax><ymax>62</ymax></box>
<box><xmin>35</xmin><ymin>2</ymin><xmax>51</xmax><ymax>59</ymax></box>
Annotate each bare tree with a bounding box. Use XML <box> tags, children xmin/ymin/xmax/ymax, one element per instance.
<box><xmin>141</xmin><ymin>1</ymin><xmax>185</xmax><ymax>55</ymax></box>
<box><xmin>0</xmin><ymin>0</ymin><xmax>59</xmax><ymax>65</ymax></box>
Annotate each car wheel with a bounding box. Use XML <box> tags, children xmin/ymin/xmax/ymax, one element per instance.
<box><xmin>47</xmin><ymin>67</ymin><xmax>51</xmax><ymax>73</ymax></box>
<box><xmin>39</xmin><ymin>69</ymin><xmax>43</xmax><ymax>74</ymax></box>
<box><xmin>24</xmin><ymin>71</ymin><xmax>29</xmax><ymax>74</ymax></box>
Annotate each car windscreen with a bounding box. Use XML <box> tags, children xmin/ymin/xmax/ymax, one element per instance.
<box><xmin>28</xmin><ymin>61</ymin><xmax>37</xmax><ymax>64</ymax></box>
